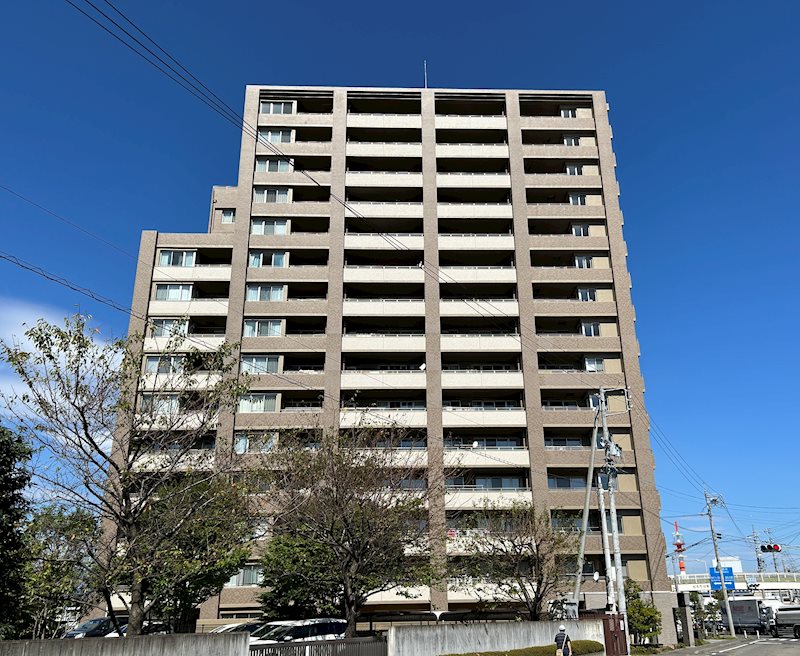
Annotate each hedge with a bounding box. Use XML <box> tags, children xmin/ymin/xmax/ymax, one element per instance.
<box><xmin>445</xmin><ymin>639</ymin><xmax>605</xmax><ymax>656</ymax></box>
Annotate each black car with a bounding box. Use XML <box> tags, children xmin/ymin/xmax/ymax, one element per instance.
<box><xmin>64</xmin><ymin>618</ymin><xmax>117</xmax><ymax>638</ymax></box>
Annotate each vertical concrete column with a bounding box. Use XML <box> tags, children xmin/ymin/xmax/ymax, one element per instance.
<box><xmin>421</xmin><ymin>89</ymin><xmax>447</xmax><ymax>611</ymax></box>
<box><xmin>321</xmin><ymin>89</ymin><xmax>348</xmax><ymax>430</ymax></box>
<box><xmin>505</xmin><ymin>92</ymin><xmax>548</xmax><ymax>502</ymax></box>
<box><xmin>592</xmin><ymin>92</ymin><xmax>669</xmax><ymax>591</ymax></box>
<box><xmin>218</xmin><ymin>85</ymin><xmax>262</xmax><ymax>453</ymax></box>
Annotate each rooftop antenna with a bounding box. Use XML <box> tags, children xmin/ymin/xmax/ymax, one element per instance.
<box><xmin>423</xmin><ymin>60</ymin><xmax>428</xmax><ymax>88</ymax></box>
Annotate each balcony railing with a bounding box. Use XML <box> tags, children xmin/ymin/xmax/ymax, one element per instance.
<box><xmin>446</xmin><ymin>484</ymin><xmax>530</xmax><ymax>492</ymax></box>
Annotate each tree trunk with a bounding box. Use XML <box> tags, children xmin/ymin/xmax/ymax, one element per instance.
<box><xmin>127</xmin><ymin>577</ymin><xmax>146</xmax><ymax>637</ymax></box>
<box><xmin>343</xmin><ymin>593</ymin><xmax>358</xmax><ymax>637</ymax></box>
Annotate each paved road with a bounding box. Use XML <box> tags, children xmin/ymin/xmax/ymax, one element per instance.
<box><xmin>667</xmin><ymin>637</ymin><xmax>800</xmax><ymax>655</ymax></box>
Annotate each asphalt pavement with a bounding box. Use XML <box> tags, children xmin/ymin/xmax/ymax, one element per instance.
<box><xmin>664</xmin><ymin>636</ymin><xmax>800</xmax><ymax>655</ymax></box>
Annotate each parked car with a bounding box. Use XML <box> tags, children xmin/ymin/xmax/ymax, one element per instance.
<box><xmin>228</xmin><ymin>621</ymin><xmax>266</xmax><ymax>634</ymax></box>
<box><xmin>249</xmin><ymin>621</ymin><xmax>294</xmax><ymax>643</ymax></box>
<box><xmin>250</xmin><ymin>619</ymin><xmax>347</xmax><ymax>645</ymax></box>
<box><xmin>63</xmin><ymin>618</ymin><xmax>116</xmax><ymax>638</ymax></box>
<box><xmin>105</xmin><ymin>621</ymin><xmax>170</xmax><ymax>637</ymax></box>
<box><xmin>210</xmin><ymin>623</ymin><xmax>242</xmax><ymax>633</ymax></box>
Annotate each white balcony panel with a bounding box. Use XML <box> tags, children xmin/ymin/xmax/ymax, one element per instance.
<box><xmin>152</xmin><ymin>266</ymin><xmax>231</xmax><ymax>282</ymax></box>
<box><xmin>440</xmin><ymin>334</ymin><xmax>521</xmax><ymax>352</ymax></box>
<box><xmin>148</xmin><ymin>300</ymin><xmax>228</xmax><ymax>316</ymax></box>
<box><xmin>438</xmin><ymin>234</ymin><xmax>515</xmax><ymax>250</ymax></box>
<box><xmin>346</xmin><ymin>114</ymin><xmax>422</xmax><ymax>129</ymax></box>
<box><xmin>343</xmin><ymin>300</ymin><xmax>426</xmax><ymax>316</ymax></box>
<box><xmin>339</xmin><ymin>409</ymin><xmax>427</xmax><ymax>428</ymax></box>
<box><xmin>519</xmin><ymin>116</ymin><xmax>595</xmax><ymax>130</ymax></box>
<box><xmin>345</xmin><ymin>202</ymin><xmax>424</xmax><ymax>218</ymax></box>
<box><xmin>436</xmin><ymin>144</ymin><xmax>509</xmax><ymax>158</ymax></box>
<box><xmin>442</xmin><ymin>409</ymin><xmax>528</xmax><ymax>428</ymax></box>
<box><xmin>345</xmin><ymin>172</ymin><xmax>423</xmax><ymax>187</ymax></box>
<box><xmin>437</xmin><ymin>267</ymin><xmax>517</xmax><ymax>284</ymax></box>
<box><xmin>444</xmin><ymin>449</ymin><xmax>531</xmax><ymax>468</ymax></box>
<box><xmin>524</xmin><ymin>174</ymin><xmax>602</xmax><ymax>189</ymax></box>
<box><xmin>340</xmin><ymin>371</ymin><xmax>427</xmax><ymax>389</ymax></box>
<box><xmin>437</xmin><ymin>204</ymin><xmax>513</xmax><ymax>218</ymax></box>
<box><xmin>436</xmin><ymin>173</ymin><xmax>511</xmax><ymax>188</ymax></box>
<box><xmin>441</xmin><ymin>371</ymin><xmax>524</xmax><ymax>389</ymax></box>
<box><xmin>365</xmin><ymin>586</ymin><xmax>430</xmax><ymax>605</ymax></box>
<box><xmin>342</xmin><ymin>334</ymin><xmax>426</xmax><ymax>352</ymax></box>
<box><xmin>445</xmin><ymin>488</ymin><xmax>532</xmax><ymax>510</ymax></box>
<box><xmin>346</xmin><ymin>143</ymin><xmax>422</xmax><ymax>158</ymax></box>
<box><xmin>439</xmin><ymin>300</ymin><xmax>519</xmax><ymax>317</ymax></box>
<box><xmin>144</xmin><ymin>335</ymin><xmax>226</xmax><ymax>352</ymax></box>
<box><xmin>435</xmin><ymin>115</ymin><xmax>508</xmax><ymax>129</ymax></box>
<box><xmin>344</xmin><ymin>233</ymin><xmax>425</xmax><ymax>250</ymax></box>
<box><xmin>343</xmin><ymin>267</ymin><xmax>426</xmax><ymax>284</ymax></box>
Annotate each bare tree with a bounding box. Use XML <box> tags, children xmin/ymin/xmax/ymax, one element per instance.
<box><xmin>1</xmin><ymin>315</ymin><xmax>253</xmax><ymax>636</ymax></box>
<box><xmin>453</xmin><ymin>500</ymin><xmax>578</xmax><ymax>621</ymax></box>
<box><xmin>261</xmin><ymin>420</ymin><xmax>441</xmax><ymax>636</ymax></box>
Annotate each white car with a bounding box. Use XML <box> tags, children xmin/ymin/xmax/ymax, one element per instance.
<box><xmin>250</xmin><ymin>619</ymin><xmax>347</xmax><ymax>645</ymax></box>
<box><xmin>249</xmin><ymin>621</ymin><xmax>294</xmax><ymax>643</ymax></box>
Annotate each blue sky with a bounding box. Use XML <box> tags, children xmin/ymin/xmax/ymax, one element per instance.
<box><xmin>1</xmin><ymin>0</ymin><xmax>798</xmax><ymax>573</ymax></box>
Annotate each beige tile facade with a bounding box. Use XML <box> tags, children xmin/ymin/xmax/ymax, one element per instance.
<box><xmin>127</xmin><ymin>85</ymin><xmax>671</xmax><ymax>626</ymax></box>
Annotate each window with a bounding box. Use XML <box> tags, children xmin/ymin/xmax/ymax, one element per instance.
<box><xmin>577</xmin><ymin>288</ymin><xmax>596</xmax><ymax>302</ymax></box>
<box><xmin>581</xmin><ymin>321</ymin><xmax>601</xmax><ymax>337</ymax></box>
<box><xmin>563</xmin><ymin>135</ymin><xmax>581</xmax><ymax>146</ymax></box>
<box><xmin>259</xmin><ymin>101</ymin><xmax>293</xmax><ymax>115</ymax></box>
<box><xmin>257</xmin><ymin>128</ymin><xmax>292</xmax><ymax>144</ymax></box>
<box><xmin>575</xmin><ymin>255</ymin><xmax>592</xmax><ymax>268</ymax></box>
<box><xmin>226</xmin><ymin>565</ymin><xmax>264</xmax><ymax>587</ymax></box>
<box><xmin>140</xmin><ymin>394</ymin><xmax>179</xmax><ymax>415</ymax></box>
<box><xmin>547</xmin><ymin>473</ymin><xmax>586</xmax><ymax>489</ymax></box>
<box><xmin>545</xmin><ymin>436</ymin><xmax>586</xmax><ymax>448</ymax></box>
<box><xmin>150</xmin><ymin>318</ymin><xmax>187</xmax><ymax>337</ymax></box>
<box><xmin>249</xmin><ymin>250</ymin><xmax>287</xmax><ymax>268</ymax></box>
<box><xmin>571</xmin><ymin>223</ymin><xmax>589</xmax><ymax>236</ymax></box>
<box><xmin>585</xmin><ymin>357</ymin><xmax>605</xmax><ymax>372</ymax></box>
<box><xmin>154</xmin><ymin>284</ymin><xmax>192</xmax><ymax>301</ymax></box>
<box><xmin>246</xmin><ymin>284</ymin><xmax>284</xmax><ymax>302</ymax></box>
<box><xmin>221</xmin><ymin>209</ymin><xmax>236</xmax><ymax>224</ymax></box>
<box><xmin>144</xmin><ymin>355</ymin><xmax>183</xmax><ymax>374</ymax></box>
<box><xmin>243</xmin><ymin>319</ymin><xmax>282</xmax><ymax>337</ymax></box>
<box><xmin>588</xmin><ymin>393</ymin><xmax>601</xmax><ymax>409</ymax></box>
<box><xmin>253</xmin><ymin>187</ymin><xmax>290</xmax><ymax>204</ymax></box>
<box><xmin>560</xmin><ymin>107</ymin><xmax>577</xmax><ymax>118</ymax></box>
<box><xmin>475</xmin><ymin>476</ymin><xmax>524</xmax><ymax>490</ymax></box>
<box><xmin>158</xmin><ymin>250</ymin><xmax>195</xmax><ymax>267</ymax></box>
<box><xmin>565</xmin><ymin>164</ymin><xmax>583</xmax><ymax>176</ymax></box>
<box><xmin>241</xmin><ymin>355</ymin><xmax>279</xmax><ymax>375</ymax></box>
<box><xmin>256</xmin><ymin>157</ymin><xmax>291</xmax><ymax>173</ymax></box>
<box><xmin>238</xmin><ymin>394</ymin><xmax>278</xmax><ymax>413</ymax></box>
<box><xmin>569</xmin><ymin>193</ymin><xmax>587</xmax><ymax>206</ymax></box>
<box><xmin>251</xmin><ymin>218</ymin><xmax>288</xmax><ymax>235</ymax></box>
<box><xmin>233</xmin><ymin>431</ymin><xmax>278</xmax><ymax>455</ymax></box>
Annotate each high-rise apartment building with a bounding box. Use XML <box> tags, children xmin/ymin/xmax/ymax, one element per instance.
<box><xmin>127</xmin><ymin>85</ymin><xmax>673</xmax><ymax>631</ymax></box>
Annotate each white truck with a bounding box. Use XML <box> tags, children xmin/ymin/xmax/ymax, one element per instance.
<box><xmin>720</xmin><ymin>599</ymin><xmax>770</xmax><ymax>633</ymax></box>
<box><xmin>770</xmin><ymin>605</ymin><xmax>800</xmax><ymax>638</ymax></box>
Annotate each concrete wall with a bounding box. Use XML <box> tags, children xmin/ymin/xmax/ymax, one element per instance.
<box><xmin>0</xmin><ymin>633</ymin><xmax>248</xmax><ymax>656</ymax></box>
<box><xmin>386</xmin><ymin>620</ymin><xmax>605</xmax><ymax>656</ymax></box>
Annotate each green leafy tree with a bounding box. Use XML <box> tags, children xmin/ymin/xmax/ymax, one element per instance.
<box><xmin>453</xmin><ymin>501</ymin><xmax>577</xmax><ymax>621</ymax></box>
<box><xmin>0</xmin><ymin>426</ymin><xmax>31</xmax><ymax>638</ymax></box>
<box><xmin>0</xmin><ymin>315</ymin><xmax>252</xmax><ymax>636</ymax></box>
<box><xmin>19</xmin><ymin>506</ymin><xmax>97</xmax><ymax>639</ymax></box>
<box><xmin>263</xmin><ymin>424</ymin><xmax>439</xmax><ymax>636</ymax></box>
<box><xmin>625</xmin><ymin>578</ymin><xmax>662</xmax><ymax>645</ymax></box>
<box><xmin>259</xmin><ymin>535</ymin><xmax>342</xmax><ymax>620</ymax></box>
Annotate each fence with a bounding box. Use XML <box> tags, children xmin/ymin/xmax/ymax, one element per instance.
<box><xmin>0</xmin><ymin>633</ymin><xmax>249</xmax><ymax>656</ymax></box>
<box><xmin>250</xmin><ymin>638</ymin><xmax>386</xmax><ymax>656</ymax></box>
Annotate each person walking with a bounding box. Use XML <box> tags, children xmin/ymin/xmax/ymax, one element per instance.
<box><xmin>554</xmin><ymin>624</ymin><xmax>572</xmax><ymax>656</ymax></box>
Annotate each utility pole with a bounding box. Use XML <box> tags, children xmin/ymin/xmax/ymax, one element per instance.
<box><xmin>706</xmin><ymin>491</ymin><xmax>735</xmax><ymax>637</ymax></box>
<box><xmin>752</xmin><ymin>527</ymin><xmax>765</xmax><ymax>573</ymax></box>
<box><xmin>573</xmin><ymin>413</ymin><xmax>600</xmax><ymax>609</ymax></box>
<box><xmin>598</xmin><ymin>482</ymin><xmax>616</xmax><ymax>610</ymax></box>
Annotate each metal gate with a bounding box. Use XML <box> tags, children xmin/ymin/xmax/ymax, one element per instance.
<box><xmin>250</xmin><ymin>637</ymin><xmax>386</xmax><ymax>656</ymax></box>
<box><xmin>601</xmin><ymin>613</ymin><xmax>627</xmax><ymax>656</ymax></box>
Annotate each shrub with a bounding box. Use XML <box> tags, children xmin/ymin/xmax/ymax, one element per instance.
<box><xmin>445</xmin><ymin>639</ymin><xmax>605</xmax><ymax>656</ymax></box>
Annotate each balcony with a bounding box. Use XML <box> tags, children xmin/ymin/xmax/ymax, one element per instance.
<box><xmin>437</xmin><ymin>266</ymin><xmax>516</xmax><ymax>284</ymax></box>
<box><xmin>440</xmin><ymin>299</ymin><xmax>519</xmax><ymax>316</ymax></box>
<box><xmin>437</xmin><ymin>203</ymin><xmax>513</xmax><ymax>219</ymax></box>
<box><xmin>345</xmin><ymin>171</ymin><xmax>423</xmax><ymax>187</ymax></box>
<box><xmin>256</xmin><ymin>140</ymin><xmax>332</xmax><ymax>157</ymax></box>
<box><xmin>344</xmin><ymin>202</ymin><xmax>423</xmax><ymax>218</ymax></box>
<box><xmin>346</xmin><ymin>113</ymin><xmax>422</xmax><ymax>129</ymax></box>
<box><xmin>436</xmin><ymin>172</ymin><xmax>511</xmax><ymax>188</ymax></box>
<box><xmin>339</xmin><ymin>408</ymin><xmax>427</xmax><ymax>428</ymax></box>
<box><xmin>441</xmin><ymin>369</ymin><xmax>524</xmax><ymax>389</ymax></box>
<box><xmin>340</xmin><ymin>370</ymin><xmax>427</xmax><ymax>390</ymax></box>
<box><xmin>438</xmin><ymin>234</ymin><xmax>515</xmax><ymax>250</ymax></box>
<box><xmin>519</xmin><ymin>116</ymin><xmax>595</xmax><ymax>131</ymax></box>
<box><xmin>435</xmin><ymin>115</ymin><xmax>508</xmax><ymax>129</ymax></box>
<box><xmin>522</xmin><ymin>144</ymin><xmax>598</xmax><ymax>159</ymax></box>
<box><xmin>256</xmin><ymin>112</ymin><xmax>333</xmax><ymax>127</ymax></box>
<box><xmin>148</xmin><ymin>298</ymin><xmax>228</xmax><ymax>316</ymax></box>
<box><xmin>440</xmin><ymin>333</ymin><xmax>521</xmax><ymax>352</ymax></box>
<box><xmin>346</xmin><ymin>142</ymin><xmax>423</xmax><ymax>158</ymax></box>
<box><xmin>342</xmin><ymin>299</ymin><xmax>426</xmax><ymax>316</ymax></box>
<box><xmin>441</xmin><ymin>408</ymin><xmax>527</xmax><ymax>428</ymax></box>
<box><xmin>528</xmin><ymin>234</ymin><xmax>609</xmax><ymax>250</ymax></box>
<box><xmin>435</xmin><ymin>143</ymin><xmax>509</xmax><ymax>158</ymax></box>
<box><xmin>445</xmin><ymin>487</ymin><xmax>532</xmax><ymax>510</ymax></box>
<box><xmin>144</xmin><ymin>334</ymin><xmax>225</xmax><ymax>352</ymax></box>
<box><xmin>524</xmin><ymin>174</ymin><xmax>602</xmax><ymax>189</ymax></box>
<box><xmin>152</xmin><ymin>265</ymin><xmax>231</xmax><ymax>282</ymax></box>
<box><xmin>530</xmin><ymin>267</ymin><xmax>613</xmax><ymax>284</ymax></box>
<box><xmin>341</xmin><ymin>334</ymin><xmax>426</xmax><ymax>352</ymax></box>
<box><xmin>444</xmin><ymin>448</ymin><xmax>530</xmax><ymax>468</ymax></box>
<box><xmin>343</xmin><ymin>266</ymin><xmax>426</xmax><ymax>284</ymax></box>
<box><xmin>344</xmin><ymin>233</ymin><xmax>425</xmax><ymax>250</ymax></box>
<box><xmin>536</xmin><ymin>334</ymin><xmax>621</xmax><ymax>352</ymax></box>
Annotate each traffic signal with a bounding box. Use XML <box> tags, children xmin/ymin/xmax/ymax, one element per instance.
<box><xmin>760</xmin><ymin>544</ymin><xmax>782</xmax><ymax>553</ymax></box>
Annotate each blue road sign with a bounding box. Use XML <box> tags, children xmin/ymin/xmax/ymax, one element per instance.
<box><xmin>709</xmin><ymin>567</ymin><xmax>735</xmax><ymax>590</ymax></box>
